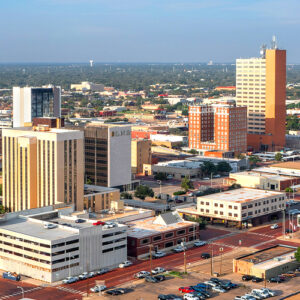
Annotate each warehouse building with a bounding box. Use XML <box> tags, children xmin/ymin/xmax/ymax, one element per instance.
<box><xmin>233</xmin><ymin>245</ymin><xmax>299</xmax><ymax>279</ymax></box>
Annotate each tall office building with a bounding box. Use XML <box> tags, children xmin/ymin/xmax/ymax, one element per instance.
<box><xmin>2</xmin><ymin>122</ymin><xmax>84</xmax><ymax>212</ymax></box>
<box><xmin>84</xmin><ymin>123</ymin><xmax>131</xmax><ymax>190</ymax></box>
<box><xmin>13</xmin><ymin>86</ymin><xmax>61</xmax><ymax>127</ymax></box>
<box><xmin>236</xmin><ymin>39</ymin><xmax>286</xmax><ymax>151</ymax></box>
<box><xmin>189</xmin><ymin>99</ymin><xmax>247</xmax><ymax>154</ymax></box>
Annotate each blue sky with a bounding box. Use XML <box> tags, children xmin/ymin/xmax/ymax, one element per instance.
<box><xmin>0</xmin><ymin>0</ymin><xmax>299</xmax><ymax>63</ymax></box>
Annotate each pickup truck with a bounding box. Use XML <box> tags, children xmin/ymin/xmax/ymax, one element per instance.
<box><xmin>2</xmin><ymin>272</ymin><xmax>21</xmax><ymax>281</ymax></box>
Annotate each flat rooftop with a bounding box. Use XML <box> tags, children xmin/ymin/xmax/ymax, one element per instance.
<box><xmin>198</xmin><ymin>188</ymin><xmax>284</xmax><ymax>203</ymax></box>
<box><xmin>231</xmin><ymin>171</ymin><xmax>292</xmax><ymax>181</ymax></box>
<box><xmin>0</xmin><ymin>217</ymin><xmax>79</xmax><ymax>241</ymax></box>
<box><xmin>84</xmin><ymin>184</ymin><xmax>118</xmax><ymax>195</ymax></box>
<box><xmin>155</xmin><ymin>160</ymin><xmax>202</xmax><ymax>169</ymax></box>
<box><xmin>236</xmin><ymin>245</ymin><xmax>296</xmax><ymax>265</ymax></box>
<box><xmin>127</xmin><ymin>217</ymin><xmax>195</xmax><ymax>239</ymax></box>
<box><xmin>270</xmin><ymin>161</ymin><xmax>300</xmax><ymax>170</ymax></box>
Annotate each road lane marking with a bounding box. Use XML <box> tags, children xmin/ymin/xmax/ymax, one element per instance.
<box><xmin>0</xmin><ymin>287</ymin><xmax>42</xmax><ymax>299</ymax></box>
<box><xmin>56</xmin><ymin>286</ymin><xmax>85</xmax><ymax>295</ymax></box>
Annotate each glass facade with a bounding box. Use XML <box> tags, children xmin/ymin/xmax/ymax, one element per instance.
<box><xmin>31</xmin><ymin>88</ymin><xmax>54</xmax><ymax>118</ymax></box>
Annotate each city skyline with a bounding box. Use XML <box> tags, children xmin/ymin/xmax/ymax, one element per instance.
<box><xmin>0</xmin><ymin>0</ymin><xmax>300</xmax><ymax>63</ymax></box>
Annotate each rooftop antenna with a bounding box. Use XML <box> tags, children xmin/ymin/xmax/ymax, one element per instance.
<box><xmin>271</xmin><ymin>35</ymin><xmax>278</xmax><ymax>50</ymax></box>
<box><xmin>89</xmin><ymin>59</ymin><xmax>94</xmax><ymax>67</ymax></box>
<box><xmin>260</xmin><ymin>44</ymin><xmax>267</xmax><ymax>58</ymax></box>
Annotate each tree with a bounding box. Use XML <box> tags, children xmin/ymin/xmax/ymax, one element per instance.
<box><xmin>188</xmin><ymin>149</ymin><xmax>198</xmax><ymax>155</ymax></box>
<box><xmin>275</xmin><ymin>152</ymin><xmax>283</xmax><ymax>161</ymax></box>
<box><xmin>0</xmin><ymin>205</ymin><xmax>7</xmax><ymax>214</ymax></box>
<box><xmin>248</xmin><ymin>155</ymin><xmax>261</xmax><ymax>167</ymax></box>
<box><xmin>134</xmin><ymin>185</ymin><xmax>154</xmax><ymax>200</ymax></box>
<box><xmin>285</xmin><ymin>187</ymin><xmax>293</xmax><ymax>193</ymax></box>
<box><xmin>121</xmin><ymin>192</ymin><xmax>132</xmax><ymax>199</ymax></box>
<box><xmin>236</xmin><ymin>153</ymin><xmax>245</xmax><ymax>159</ymax></box>
<box><xmin>217</xmin><ymin>161</ymin><xmax>232</xmax><ymax>173</ymax></box>
<box><xmin>201</xmin><ymin>161</ymin><xmax>217</xmax><ymax>176</ymax></box>
<box><xmin>0</xmin><ymin>184</ymin><xmax>2</xmax><ymax>196</ymax></box>
<box><xmin>181</xmin><ymin>176</ymin><xmax>194</xmax><ymax>192</ymax></box>
<box><xmin>295</xmin><ymin>247</ymin><xmax>300</xmax><ymax>262</ymax></box>
<box><xmin>154</xmin><ymin>172</ymin><xmax>167</xmax><ymax>181</ymax></box>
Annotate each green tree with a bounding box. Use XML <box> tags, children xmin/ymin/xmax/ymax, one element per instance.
<box><xmin>0</xmin><ymin>184</ymin><xmax>2</xmax><ymax>196</ymax></box>
<box><xmin>134</xmin><ymin>185</ymin><xmax>154</xmax><ymax>200</ymax></box>
<box><xmin>121</xmin><ymin>192</ymin><xmax>132</xmax><ymax>199</ymax></box>
<box><xmin>154</xmin><ymin>172</ymin><xmax>167</xmax><ymax>181</ymax></box>
<box><xmin>201</xmin><ymin>161</ymin><xmax>217</xmax><ymax>176</ymax></box>
<box><xmin>248</xmin><ymin>155</ymin><xmax>261</xmax><ymax>167</ymax></box>
<box><xmin>0</xmin><ymin>205</ymin><xmax>7</xmax><ymax>214</ymax></box>
<box><xmin>295</xmin><ymin>247</ymin><xmax>300</xmax><ymax>262</ymax></box>
<box><xmin>285</xmin><ymin>187</ymin><xmax>293</xmax><ymax>193</ymax></box>
<box><xmin>217</xmin><ymin>161</ymin><xmax>232</xmax><ymax>173</ymax></box>
<box><xmin>275</xmin><ymin>152</ymin><xmax>283</xmax><ymax>161</ymax></box>
<box><xmin>181</xmin><ymin>176</ymin><xmax>194</xmax><ymax>192</ymax></box>
<box><xmin>188</xmin><ymin>149</ymin><xmax>198</xmax><ymax>155</ymax></box>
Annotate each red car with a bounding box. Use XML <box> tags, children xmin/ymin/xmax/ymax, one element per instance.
<box><xmin>93</xmin><ymin>221</ymin><xmax>105</xmax><ymax>226</ymax></box>
<box><xmin>179</xmin><ymin>287</ymin><xmax>195</xmax><ymax>293</ymax></box>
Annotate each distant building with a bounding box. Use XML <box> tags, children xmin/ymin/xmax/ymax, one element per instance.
<box><xmin>70</xmin><ymin>81</ymin><xmax>104</xmax><ymax>92</ymax></box>
<box><xmin>13</xmin><ymin>86</ymin><xmax>61</xmax><ymax>128</ymax></box>
<box><xmin>131</xmin><ymin>139</ymin><xmax>152</xmax><ymax>175</ymax></box>
<box><xmin>236</xmin><ymin>41</ymin><xmax>286</xmax><ymax>151</ymax></box>
<box><xmin>215</xmin><ymin>86</ymin><xmax>236</xmax><ymax>91</ymax></box>
<box><xmin>188</xmin><ymin>99</ymin><xmax>247</xmax><ymax>154</ymax></box>
<box><xmin>150</xmin><ymin>134</ymin><xmax>188</xmax><ymax>148</ymax></box>
<box><xmin>127</xmin><ymin>211</ymin><xmax>199</xmax><ymax>258</ymax></box>
<box><xmin>233</xmin><ymin>245</ymin><xmax>299</xmax><ymax>279</ymax></box>
<box><xmin>2</xmin><ymin>123</ymin><xmax>84</xmax><ymax>212</ymax></box>
<box><xmin>84</xmin><ymin>123</ymin><xmax>132</xmax><ymax>190</ymax></box>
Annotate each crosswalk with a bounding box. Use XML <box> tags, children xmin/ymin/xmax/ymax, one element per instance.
<box><xmin>0</xmin><ymin>287</ymin><xmax>42</xmax><ymax>300</ymax></box>
<box><xmin>56</xmin><ymin>285</ymin><xmax>86</xmax><ymax>296</ymax></box>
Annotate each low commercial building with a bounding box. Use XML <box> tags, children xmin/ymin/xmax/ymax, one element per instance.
<box><xmin>233</xmin><ymin>245</ymin><xmax>299</xmax><ymax>279</ymax></box>
<box><xmin>83</xmin><ymin>185</ymin><xmax>123</xmax><ymax>212</ymax></box>
<box><xmin>70</xmin><ymin>82</ymin><xmax>104</xmax><ymax>92</ymax></box>
<box><xmin>127</xmin><ymin>211</ymin><xmax>199</xmax><ymax>258</ymax></box>
<box><xmin>150</xmin><ymin>134</ymin><xmax>188</xmax><ymax>148</ymax></box>
<box><xmin>229</xmin><ymin>171</ymin><xmax>299</xmax><ymax>191</ymax></box>
<box><xmin>178</xmin><ymin>188</ymin><xmax>286</xmax><ymax>227</ymax></box>
<box><xmin>0</xmin><ymin>206</ymin><xmax>127</xmax><ymax>283</ymax></box>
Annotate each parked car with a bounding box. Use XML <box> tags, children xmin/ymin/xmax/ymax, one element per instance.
<box><xmin>179</xmin><ymin>287</ymin><xmax>195</xmax><ymax>293</ymax></box>
<box><xmin>2</xmin><ymin>272</ymin><xmax>21</xmax><ymax>281</ymax></box>
<box><xmin>190</xmin><ymin>292</ymin><xmax>206</xmax><ymax>300</ymax></box>
<box><xmin>97</xmin><ymin>268</ymin><xmax>109</xmax><ymax>275</ymax></box>
<box><xmin>93</xmin><ymin>221</ymin><xmax>105</xmax><ymax>226</ymax></box>
<box><xmin>250</xmin><ymin>292</ymin><xmax>264</xmax><ymax>300</ymax></box>
<box><xmin>104</xmin><ymin>221</ymin><xmax>117</xmax><ymax>228</ymax></box>
<box><xmin>75</xmin><ymin>218</ymin><xmax>85</xmax><ymax>223</ymax></box>
<box><xmin>203</xmin><ymin>281</ymin><xmax>219</xmax><ymax>287</ymax></box>
<box><xmin>213</xmin><ymin>174</ymin><xmax>221</xmax><ymax>178</ymax></box>
<box><xmin>243</xmin><ymin>295</ymin><xmax>256</xmax><ymax>300</ymax></box>
<box><xmin>153</xmin><ymin>251</ymin><xmax>167</xmax><ymax>259</ymax></box>
<box><xmin>158</xmin><ymin>295</ymin><xmax>183</xmax><ymax>300</ymax></box>
<box><xmin>285</xmin><ymin>229</ymin><xmax>293</xmax><ymax>234</ymax></box>
<box><xmin>79</xmin><ymin>272</ymin><xmax>89</xmax><ymax>280</ymax></box>
<box><xmin>105</xmin><ymin>288</ymin><xmax>129</xmax><ymax>295</ymax></box>
<box><xmin>90</xmin><ymin>285</ymin><xmax>106</xmax><ymax>293</ymax></box>
<box><xmin>235</xmin><ymin>297</ymin><xmax>243</xmax><ymax>300</ymax></box>
<box><xmin>44</xmin><ymin>223</ymin><xmax>57</xmax><ymax>229</ymax></box>
<box><xmin>209</xmin><ymin>277</ymin><xmax>221</xmax><ymax>284</ymax></box>
<box><xmin>260</xmin><ymin>288</ymin><xmax>276</xmax><ymax>297</ymax></box>
<box><xmin>201</xmin><ymin>253</ymin><xmax>211</xmax><ymax>259</ymax></box>
<box><xmin>281</xmin><ymin>271</ymin><xmax>296</xmax><ymax>277</ymax></box>
<box><xmin>62</xmin><ymin>276</ymin><xmax>78</xmax><ymax>284</ymax></box>
<box><xmin>212</xmin><ymin>286</ymin><xmax>226</xmax><ymax>293</ymax></box>
<box><xmin>119</xmin><ymin>260</ymin><xmax>132</xmax><ymax>268</ymax></box>
<box><xmin>267</xmin><ymin>277</ymin><xmax>284</xmax><ymax>283</ymax></box>
<box><xmin>134</xmin><ymin>271</ymin><xmax>151</xmax><ymax>279</ymax></box>
<box><xmin>194</xmin><ymin>241</ymin><xmax>207</xmax><ymax>247</ymax></box>
<box><xmin>88</xmin><ymin>271</ymin><xmax>96</xmax><ymax>278</ymax></box>
<box><xmin>154</xmin><ymin>275</ymin><xmax>166</xmax><ymax>282</ymax></box>
<box><xmin>242</xmin><ymin>275</ymin><xmax>254</xmax><ymax>281</ymax></box>
<box><xmin>183</xmin><ymin>294</ymin><xmax>200</xmax><ymax>300</ymax></box>
<box><xmin>252</xmin><ymin>277</ymin><xmax>263</xmax><ymax>283</ymax></box>
<box><xmin>173</xmin><ymin>246</ymin><xmax>186</xmax><ymax>253</ymax></box>
<box><xmin>203</xmin><ymin>177</ymin><xmax>210</xmax><ymax>180</ymax></box>
<box><xmin>252</xmin><ymin>289</ymin><xmax>268</xmax><ymax>299</ymax></box>
<box><xmin>152</xmin><ymin>267</ymin><xmax>166</xmax><ymax>274</ymax></box>
<box><xmin>145</xmin><ymin>276</ymin><xmax>159</xmax><ymax>283</ymax></box>
<box><xmin>270</xmin><ymin>224</ymin><xmax>279</xmax><ymax>229</ymax></box>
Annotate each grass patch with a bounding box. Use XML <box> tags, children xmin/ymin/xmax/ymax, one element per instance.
<box><xmin>167</xmin><ymin>271</ymin><xmax>185</xmax><ymax>278</ymax></box>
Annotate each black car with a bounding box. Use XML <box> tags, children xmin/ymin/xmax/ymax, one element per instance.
<box><xmin>106</xmin><ymin>288</ymin><xmax>129</xmax><ymax>295</ymax></box>
<box><xmin>242</xmin><ymin>275</ymin><xmax>254</xmax><ymax>281</ymax></box>
<box><xmin>158</xmin><ymin>295</ymin><xmax>183</xmax><ymax>300</ymax></box>
<box><xmin>145</xmin><ymin>276</ymin><xmax>159</xmax><ymax>283</ymax></box>
<box><xmin>75</xmin><ymin>219</ymin><xmax>85</xmax><ymax>223</ymax></box>
<box><xmin>285</xmin><ymin>229</ymin><xmax>293</xmax><ymax>233</ymax></box>
<box><xmin>252</xmin><ymin>277</ymin><xmax>263</xmax><ymax>283</ymax></box>
<box><xmin>268</xmin><ymin>277</ymin><xmax>284</xmax><ymax>283</ymax></box>
<box><xmin>201</xmin><ymin>253</ymin><xmax>211</xmax><ymax>259</ymax></box>
<box><xmin>155</xmin><ymin>275</ymin><xmax>166</xmax><ymax>282</ymax></box>
<box><xmin>210</xmin><ymin>278</ymin><xmax>221</xmax><ymax>283</ymax></box>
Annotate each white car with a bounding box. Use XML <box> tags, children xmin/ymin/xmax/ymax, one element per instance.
<box><xmin>44</xmin><ymin>223</ymin><xmax>57</xmax><ymax>229</ymax></box>
<box><xmin>134</xmin><ymin>271</ymin><xmax>151</xmax><ymax>278</ymax></box>
<box><xmin>90</xmin><ymin>285</ymin><xmax>106</xmax><ymax>293</ymax></box>
<box><xmin>153</xmin><ymin>251</ymin><xmax>166</xmax><ymax>258</ymax></box>
<box><xmin>250</xmin><ymin>292</ymin><xmax>263</xmax><ymax>300</ymax></box>
<box><xmin>213</xmin><ymin>174</ymin><xmax>221</xmax><ymax>178</ymax></box>
<box><xmin>203</xmin><ymin>177</ymin><xmax>210</xmax><ymax>180</ymax></box>
<box><xmin>212</xmin><ymin>286</ymin><xmax>226</xmax><ymax>293</ymax></box>
<box><xmin>260</xmin><ymin>288</ymin><xmax>276</xmax><ymax>297</ymax></box>
<box><xmin>194</xmin><ymin>241</ymin><xmax>207</xmax><ymax>247</ymax></box>
<box><xmin>152</xmin><ymin>267</ymin><xmax>166</xmax><ymax>274</ymax></box>
<box><xmin>173</xmin><ymin>246</ymin><xmax>186</xmax><ymax>253</ymax></box>
<box><xmin>242</xmin><ymin>295</ymin><xmax>256</xmax><ymax>300</ymax></box>
<box><xmin>79</xmin><ymin>272</ymin><xmax>89</xmax><ymax>280</ymax></box>
<box><xmin>252</xmin><ymin>289</ymin><xmax>267</xmax><ymax>299</ymax></box>
<box><xmin>62</xmin><ymin>276</ymin><xmax>78</xmax><ymax>284</ymax></box>
<box><xmin>204</xmin><ymin>280</ymin><xmax>219</xmax><ymax>287</ymax></box>
<box><xmin>119</xmin><ymin>260</ymin><xmax>133</xmax><ymax>268</ymax></box>
<box><xmin>183</xmin><ymin>294</ymin><xmax>200</xmax><ymax>300</ymax></box>
<box><xmin>88</xmin><ymin>271</ymin><xmax>96</xmax><ymax>278</ymax></box>
<box><xmin>270</xmin><ymin>224</ymin><xmax>279</xmax><ymax>229</ymax></box>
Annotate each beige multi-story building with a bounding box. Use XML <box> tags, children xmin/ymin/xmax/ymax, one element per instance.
<box><xmin>236</xmin><ymin>40</ymin><xmax>286</xmax><ymax>151</ymax></box>
<box><xmin>131</xmin><ymin>139</ymin><xmax>152</xmax><ymax>175</ymax></box>
<box><xmin>2</xmin><ymin>125</ymin><xmax>84</xmax><ymax>212</ymax></box>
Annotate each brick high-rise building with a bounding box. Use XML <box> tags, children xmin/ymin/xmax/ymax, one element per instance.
<box><xmin>188</xmin><ymin>99</ymin><xmax>247</xmax><ymax>153</ymax></box>
<box><xmin>236</xmin><ymin>38</ymin><xmax>286</xmax><ymax>151</ymax></box>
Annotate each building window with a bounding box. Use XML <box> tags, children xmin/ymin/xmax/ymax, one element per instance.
<box><xmin>153</xmin><ymin>235</ymin><xmax>162</xmax><ymax>242</ymax></box>
<box><xmin>141</xmin><ymin>238</ymin><xmax>149</xmax><ymax>245</ymax></box>
<box><xmin>165</xmin><ymin>232</ymin><xmax>174</xmax><ymax>239</ymax></box>
<box><xmin>165</xmin><ymin>241</ymin><xmax>174</xmax><ymax>248</ymax></box>
<box><xmin>228</xmin><ymin>213</ymin><xmax>232</xmax><ymax>216</ymax></box>
<box><xmin>177</xmin><ymin>229</ymin><xmax>186</xmax><ymax>235</ymax></box>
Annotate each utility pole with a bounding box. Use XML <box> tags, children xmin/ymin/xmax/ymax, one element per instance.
<box><xmin>149</xmin><ymin>244</ymin><xmax>153</xmax><ymax>274</ymax></box>
<box><xmin>181</xmin><ymin>240</ymin><xmax>187</xmax><ymax>274</ymax></box>
<box><xmin>210</xmin><ymin>243</ymin><xmax>214</xmax><ymax>276</ymax></box>
<box><xmin>282</xmin><ymin>209</ymin><xmax>285</xmax><ymax>238</ymax></box>
<box><xmin>219</xmin><ymin>247</ymin><xmax>223</xmax><ymax>275</ymax></box>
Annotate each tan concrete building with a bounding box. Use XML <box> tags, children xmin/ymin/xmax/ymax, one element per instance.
<box><xmin>83</xmin><ymin>185</ymin><xmax>123</xmax><ymax>212</ymax></box>
<box><xmin>131</xmin><ymin>139</ymin><xmax>152</xmax><ymax>175</ymax></box>
<box><xmin>2</xmin><ymin>125</ymin><xmax>84</xmax><ymax>212</ymax></box>
<box><xmin>233</xmin><ymin>245</ymin><xmax>299</xmax><ymax>279</ymax></box>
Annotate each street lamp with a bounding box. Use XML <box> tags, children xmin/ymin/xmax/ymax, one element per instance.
<box><xmin>157</xmin><ymin>180</ymin><xmax>162</xmax><ymax>196</ymax></box>
<box><xmin>219</xmin><ymin>247</ymin><xmax>223</xmax><ymax>275</ymax></box>
<box><xmin>17</xmin><ymin>286</ymin><xmax>24</xmax><ymax>299</ymax></box>
<box><xmin>148</xmin><ymin>244</ymin><xmax>153</xmax><ymax>274</ymax></box>
<box><xmin>181</xmin><ymin>240</ymin><xmax>187</xmax><ymax>274</ymax></box>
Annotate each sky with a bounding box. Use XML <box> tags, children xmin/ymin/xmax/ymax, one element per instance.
<box><xmin>0</xmin><ymin>0</ymin><xmax>299</xmax><ymax>63</ymax></box>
